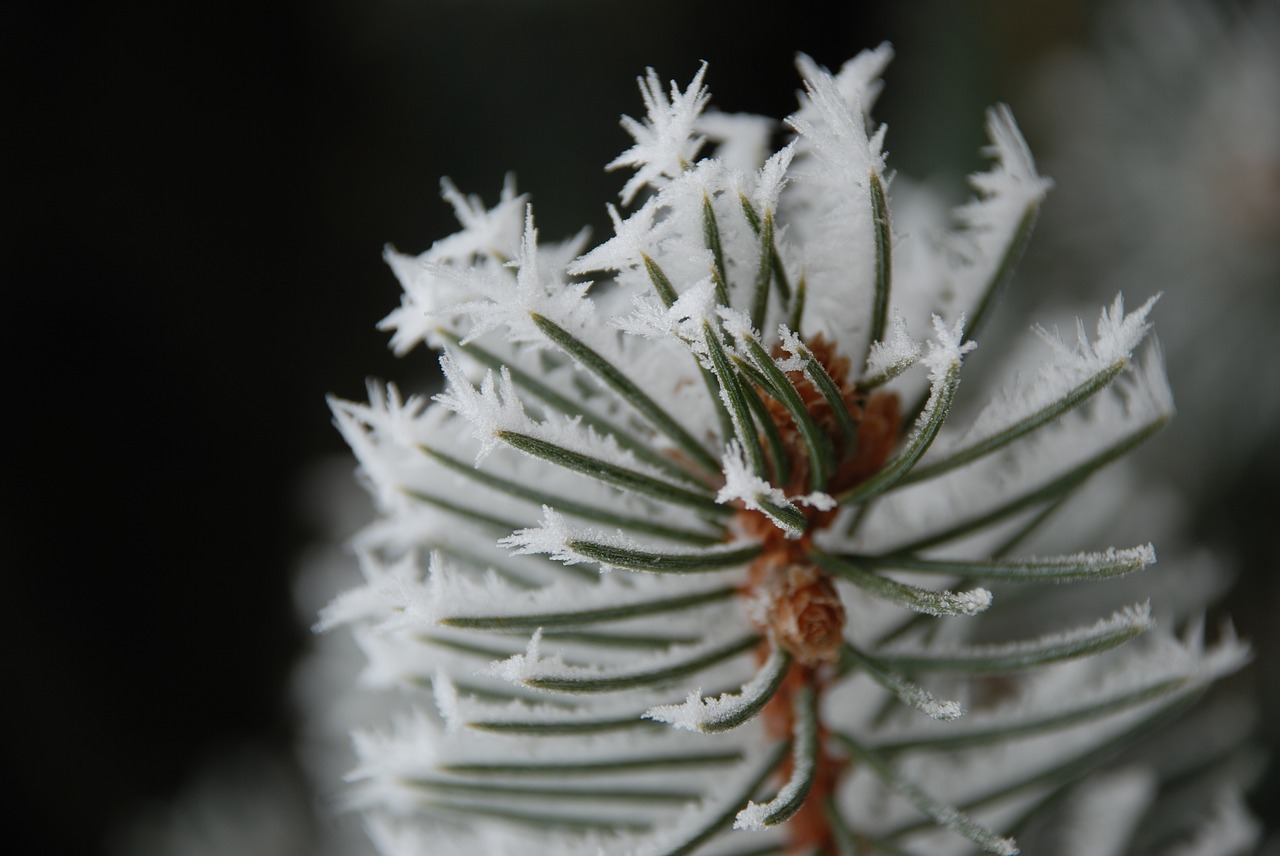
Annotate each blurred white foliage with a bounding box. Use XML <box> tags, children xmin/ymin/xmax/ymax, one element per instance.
<box><xmin>1028</xmin><ymin>0</ymin><xmax>1280</xmax><ymax>487</ymax></box>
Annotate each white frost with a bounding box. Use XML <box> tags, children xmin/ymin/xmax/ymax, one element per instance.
<box><xmin>715</xmin><ymin>441</ymin><xmax>835</xmax><ymax>538</ymax></box>
<box><xmin>499</xmin><ymin>506</ymin><xmax>641</xmax><ymax>570</ymax></box>
<box><xmin>733</xmin><ymin>700</ymin><xmax>816</xmax><ymax>831</ymax></box>
<box><xmin>863</xmin><ymin>309</ymin><xmax>923</xmax><ymax>380</ymax></box>
<box><xmin>608</xmin><ymin>63</ymin><xmax>711</xmax><ymax>204</ymax></box>
<box><xmin>643</xmin><ymin>645</ymin><xmax>787</xmax><ymax>732</ymax></box>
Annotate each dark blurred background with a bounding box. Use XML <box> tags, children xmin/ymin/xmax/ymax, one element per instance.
<box><xmin>7</xmin><ymin>1</ymin><xmax>1275</xmax><ymax>854</ymax></box>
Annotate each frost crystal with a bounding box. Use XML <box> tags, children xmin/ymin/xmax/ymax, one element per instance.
<box><xmin>320</xmin><ymin>48</ymin><xmax>1252</xmax><ymax>856</ymax></box>
<box><xmin>608</xmin><ymin>63</ymin><xmax>712</xmax><ymax>205</ymax></box>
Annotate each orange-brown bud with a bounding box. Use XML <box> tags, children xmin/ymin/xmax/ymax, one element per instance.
<box><xmin>767</xmin><ymin>564</ymin><xmax>846</xmax><ymax>667</ymax></box>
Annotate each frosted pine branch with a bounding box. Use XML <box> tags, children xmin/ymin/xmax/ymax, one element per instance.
<box><xmin>315</xmin><ymin>44</ymin><xmax>1254</xmax><ymax>856</ymax></box>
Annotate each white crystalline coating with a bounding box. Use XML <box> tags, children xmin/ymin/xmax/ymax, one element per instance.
<box><xmin>432</xmin><ymin>174</ymin><xmax>529</xmax><ymax>264</ymax></box>
<box><xmin>772</xmin><ymin>326</ymin><xmax>807</xmax><ymax>372</ymax></box>
<box><xmin>314</xmin><ymin>551</ymin><xmax>425</xmax><ymax>632</ymax></box>
<box><xmin>882</xmin><ymin>107</ymin><xmax>1050</xmax><ymax>410</ymax></box>
<box><xmin>500</xmin><ymin>505</ymin><xmax>761</xmax><ymax>575</ymax></box>
<box><xmin>424</xmin><ymin>546</ymin><xmax>739</xmax><ymax>627</ymax></box>
<box><xmin>936</xmin><ymin>587</ymin><xmax>994</xmax><ymax>616</ymax></box>
<box><xmin>435</xmin><ymin>352</ymin><xmax>682</xmax><ymax>490</ymax></box>
<box><xmin>428</xmin><ymin>203</ymin><xmax>724</xmax><ymax>448</ymax></box>
<box><xmin>628</xmin><ymin>745</ymin><xmax>783</xmax><ymax>855</ymax></box>
<box><xmin>847</xmin><ymin>313</ymin><xmax>971</xmax><ymax>486</ymax></box>
<box><xmin>330</xmin><ymin>380</ymin><xmax>429</xmax><ymax>453</ymax></box>
<box><xmin>378</xmin><ymin>176</ymin><xmax>531</xmax><ymax>355</ymax></box>
<box><xmin>1054</xmin><ymin>544</ymin><xmax>1156</xmax><ymax>574</ymax></box>
<box><xmin>794</xmin><ymin>44</ymin><xmax>894</xmax><ymax>124</ymax></box>
<box><xmin>669</xmin><ymin>277</ymin><xmax>721</xmax><ymax>330</ymax></box>
<box><xmin>1137</xmin><ymin>339</ymin><xmax>1176</xmax><ymax>415</ymax></box>
<box><xmin>613</xmin><ymin>278</ymin><xmax>719</xmax><ymax>344</ymax></box>
<box><xmin>1049</xmin><ymin>600</ymin><xmax>1157</xmax><ymax>646</ymax></box>
<box><xmin>431</xmin><ymin>669</ymin><xmax>462</xmax><ymax>731</ymax></box>
<box><xmin>837</xmin><ymin>562</ymin><xmax>994</xmax><ymax>619</ymax></box>
<box><xmin>444</xmin><ymin>677</ymin><xmax>673</xmax><ymax>735</ymax></box>
<box><xmin>643</xmin><ymin>645</ymin><xmax>787</xmax><ymax>732</ymax></box>
<box><xmin>568</xmin><ymin>197</ymin><xmax>662</xmax><ymax>276</ymax></box>
<box><xmin>332</xmin><ymin>378</ymin><xmax>686</xmax><ymax>561</ymax></box>
<box><xmin>716</xmin><ymin>306</ymin><xmax>758</xmax><ymax>344</ymax></box>
<box><xmin>505</xmin><ymin>506</ymin><xmax>739</xmax><ymax>576</ymax></box>
<box><xmin>480</xmin><ymin>626</ymin><xmax>756</xmax><ymax>692</ymax></box>
<box><xmin>327</xmin><ymin>384</ymin><xmax>425</xmax><ymax>514</ymax></box>
<box><xmin>483</xmin><ymin>628</ymin><xmax>549</xmax><ymax>685</ymax></box>
<box><xmin>643</xmin><ymin>688</ymin><xmax>721</xmax><ymax>731</ymax></box>
<box><xmin>864</xmin><ymin>310</ymin><xmax>923</xmax><ymax>379</ymax></box>
<box><xmin>695</xmin><ymin>109</ymin><xmax>774</xmax><ymax>173</ymax></box>
<box><xmin>500</xmin><ymin>507</ymin><xmax>620</xmax><ymax>570</ymax></box>
<box><xmin>434</xmin><ymin>207</ymin><xmax>597</xmax><ymax>349</ymax></box>
<box><xmin>434</xmin><ymin>352</ymin><xmax>531</xmax><ymax>462</ymax></box>
<box><xmin>349</xmin><ymin>698</ymin><xmax>726</xmax><ymax>800</ymax></box>
<box><xmin>345</xmin><ymin>708</ymin><xmax>438</xmax><ymax>786</ymax></box>
<box><xmin>852</xmin><ymin>346</ymin><xmax>1175</xmax><ymax>557</ymax></box>
<box><xmin>1159</xmin><ymin>615</ymin><xmax>1253</xmax><ymax>693</ymax></box>
<box><xmin>867</xmin><ymin>665</ymin><xmax>965</xmax><ymax>721</ymax></box>
<box><xmin>907</xmin><ymin>691</ymin><xmax>965</xmax><ymax>722</ymax></box>
<box><xmin>878</xmin><ymin>544</ymin><xmax>1158</xmax><ymax>586</ymax></box>
<box><xmin>1072</xmin><ymin>293</ymin><xmax>1160</xmax><ymax>367</ymax></box>
<box><xmin>615</xmin><ymin>327</ymin><xmax>727</xmax><ymax>445</ymax></box>
<box><xmin>750</xmin><ymin>142</ymin><xmax>797</xmax><ymax>215</ymax></box>
<box><xmin>716</xmin><ymin>441</ymin><xmax>835</xmax><ymax>537</ymax></box>
<box><xmin>970</xmin><ymin>105</ymin><xmax>1050</xmax><ymax>213</ymax></box>
<box><xmin>937</xmin><ymin>105</ymin><xmax>1052</xmax><ymax>319</ymax></box>
<box><xmin>535</xmin><ymin>226</ymin><xmax>594</xmax><ymax>284</ymax></box>
<box><xmin>922</xmin><ymin>314</ymin><xmax>977</xmax><ymax>383</ymax></box>
<box><xmin>499</xmin><ymin>506</ymin><xmax>643</xmax><ymax>569</ymax></box>
<box><xmin>942</xmin><ymin>294</ymin><xmax>1160</xmax><ymax>454</ymax></box>
<box><xmin>953</xmin><ymin>104</ymin><xmax>1052</xmax><ymax>260</ymax></box>
<box><xmin>611</xmin><ymin>293</ymin><xmax>674</xmax><ymax>341</ymax></box>
<box><xmin>733</xmin><ymin>700</ymin><xmax>816</xmax><ymax>831</ymax></box>
<box><xmin>592</xmin><ymin>158</ymin><xmax>729</xmax><ymax>296</ymax></box>
<box><xmin>608</xmin><ymin>63</ymin><xmax>711</xmax><ymax>205</ymax></box>
<box><xmin>379</xmin><ymin>251</ymin><xmax>469</xmax><ymax>355</ymax></box>
<box><xmin>885</xmin><ymin>602</ymin><xmax>1154</xmax><ymax>663</ymax></box>
<box><xmin>785</xmin><ymin>63</ymin><xmax>888</xmax><ymax>355</ymax></box>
